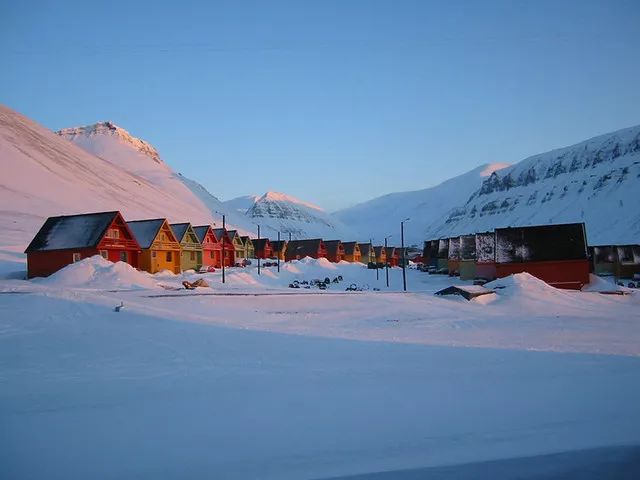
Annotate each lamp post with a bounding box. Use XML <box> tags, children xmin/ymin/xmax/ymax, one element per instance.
<box><xmin>253</xmin><ymin>223</ymin><xmax>261</xmax><ymax>275</ymax></box>
<box><xmin>384</xmin><ymin>235</ymin><xmax>392</xmax><ymax>288</ymax></box>
<box><xmin>401</xmin><ymin>218</ymin><xmax>410</xmax><ymax>291</ymax></box>
<box><xmin>215</xmin><ymin>211</ymin><xmax>226</xmax><ymax>284</ymax></box>
<box><xmin>371</xmin><ymin>238</ymin><xmax>378</xmax><ymax>281</ymax></box>
<box><xmin>277</xmin><ymin>231</ymin><xmax>281</xmax><ymax>273</ymax></box>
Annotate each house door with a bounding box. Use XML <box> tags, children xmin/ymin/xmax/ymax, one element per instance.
<box><xmin>120</xmin><ymin>251</ymin><xmax>128</xmax><ymax>263</ymax></box>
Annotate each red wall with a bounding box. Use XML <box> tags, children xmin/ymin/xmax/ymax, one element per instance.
<box><xmin>476</xmin><ymin>263</ymin><xmax>497</xmax><ymax>281</ymax></box>
<box><xmin>496</xmin><ymin>259</ymin><xmax>590</xmax><ymax>290</ymax></box>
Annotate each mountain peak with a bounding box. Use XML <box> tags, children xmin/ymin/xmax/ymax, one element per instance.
<box><xmin>257</xmin><ymin>191</ymin><xmax>324</xmax><ymax>212</ymax></box>
<box><xmin>57</xmin><ymin>121</ymin><xmax>162</xmax><ymax>164</ymax></box>
<box><xmin>479</xmin><ymin>163</ymin><xmax>511</xmax><ymax>177</ymax></box>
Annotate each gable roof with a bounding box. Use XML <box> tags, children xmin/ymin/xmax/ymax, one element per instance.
<box><xmin>25</xmin><ymin>211</ymin><xmax>121</xmax><ymax>253</ymax></box>
<box><xmin>385</xmin><ymin>246</ymin><xmax>396</xmax><ymax>257</ymax></box>
<box><xmin>227</xmin><ymin>230</ymin><xmax>240</xmax><ymax>242</ymax></box>
<box><xmin>169</xmin><ymin>223</ymin><xmax>191</xmax><ymax>242</ymax></box>
<box><xmin>324</xmin><ymin>240</ymin><xmax>343</xmax><ymax>255</ymax></box>
<box><xmin>127</xmin><ymin>219</ymin><xmax>166</xmax><ymax>249</ymax></box>
<box><xmin>358</xmin><ymin>243</ymin><xmax>373</xmax><ymax>256</ymax></box>
<box><xmin>342</xmin><ymin>242</ymin><xmax>359</xmax><ymax>255</ymax></box>
<box><xmin>240</xmin><ymin>235</ymin><xmax>253</xmax><ymax>247</ymax></box>
<box><xmin>193</xmin><ymin>225</ymin><xmax>214</xmax><ymax>244</ymax></box>
<box><xmin>270</xmin><ymin>240</ymin><xmax>287</xmax><ymax>251</ymax></box>
<box><xmin>252</xmin><ymin>238</ymin><xmax>271</xmax><ymax>250</ymax></box>
<box><xmin>287</xmin><ymin>239</ymin><xmax>324</xmax><ymax>258</ymax></box>
<box><xmin>374</xmin><ymin>246</ymin><xmax>386</xmax><ymax>257</ymax></box>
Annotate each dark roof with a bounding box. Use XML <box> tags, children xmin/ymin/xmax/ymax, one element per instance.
<box><xmin>25</xmin><ymin>211</ymin><xmax>120</xmax><ymax>253</ymax></box>
<box><xmin>193</xmin><ymin>225</ymin><xmax>213</xmax><ymax>243</ymax></box>
<box><xmin>287</xmin><ymin>239</ymin><xmax>324</xmax><ymax>258</ymax></box>
<box><xmin>358</xmin><ymin>243</ymin><xmax>373</xmax><ymax>256</ymax></box>
<box><xmin>324</xmin><ymin>240</ymin><xmax>343</xmax><ymax>255</ymax></box>
<box><xmin>270</xmin><ymin>240</ymin><xmax>287</xmax><ymax>251</ymax></box>
<box><xmin>385</xmin><ymin>246</ymin><xmax>396</xmax><ymax>257</ymax></box>
<box><xmin>169</xmin><ymin>223</ymin><xmax>190</xmax><ymax>242</ymax></box>
<box><xmin>342</xmin><ymin>242</ymin><xmax>359</xmax><ymax>255</ymax></box>
<box><xmin>127</xmin><ymin>219</ymin><xmax>166</xmax><ymax>249</ymax></box>
<box><xmin>252</xmin><ymin>238</ymin><xmax>271</xmax><ymax>250</ymax></box>
<box><xmin>374</xmin><ymin>246</ymin><xmax>385</xmax><ymax>257</ymax></box>
<box><xmin>227</xmin><ymin>229</ymin><xmax>239</xmax><ymax>241</ymax></box>
<box><xmin>212</xmin><ymin>228</ymin><xmax>228</xmax><ymax>242</ymax></box>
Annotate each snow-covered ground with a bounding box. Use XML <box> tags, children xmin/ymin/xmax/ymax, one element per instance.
<box><xmin>1</xmin><ymin>254</ymin><xmax>639</xmax><ymax>479</ymax></box>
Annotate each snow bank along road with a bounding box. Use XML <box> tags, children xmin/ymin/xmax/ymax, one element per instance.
<box><xmin>1</xmin><ymin>257</ymin><xmax>640</xmax><ymax>479</ymax></box>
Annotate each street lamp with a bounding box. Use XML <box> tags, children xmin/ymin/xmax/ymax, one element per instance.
<box><xmin>253</xmin><ymin>223</ymin><xmax>261</xmax><ymax>276</ymax></box>
<box><xmin>384</xmin><ymin>235</ymin><xmax>393</xmax><ymax>288</ymax></box>
<box><xmin>401</xmin><ymin>218</ymin><xmax>410</xmax><ymax>291</ymax></box>
<box><xmin>370</xmin><ymin>238</ymin><xmax>378</xmax><ymax>281</ymax></box>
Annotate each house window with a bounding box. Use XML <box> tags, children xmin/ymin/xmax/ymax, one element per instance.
<box><xmin>72</xmin><ymin>253</ymin><xmax>81</xmax><ymax>262</ymax></box>
<box><xmin>99</xmin><ymin>250</ymin><xmax>108</xmax><ymax>259</ymax></box>
<box><xmin>152</xmin><ymin>251</ymin><xmax>157</xmax><ymax>258</ymax></box>
<box><xmin>106</xmin><ymin>229</ymin><xmax>120</xmax><ymax>239</ymax></box>
<box><xmin>190</xmin><ymin>251</ymin><xmax>195</xmax><ymax>261</ymax></box>
<box><xmin>210</xmin><ymin>251</ymin><xmax>214</xmax><ymax>259</ymax></box>
<box><xmin>166</xmin><ymin>251</ymin><xmax>172</xmax><ymax>262</ymax></box>
<box><xmin>120</xmin><ymin>251</ymin><xmax>128</xmax><ymax>262</ymax></box>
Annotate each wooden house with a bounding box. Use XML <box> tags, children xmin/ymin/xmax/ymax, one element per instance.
<box><xmin>475</xmin><ymin>231</ymin><xmax>497</xmax><ymax>281</ymax></box>
<box><xmin>127</xmin><ymin>218</ymin><xmax>181</xmax><ymax>274</ymax></box>
<box><xmin>422</xmin><ymin>240</ymin><xmax>439</xmax><ymax>269</ymax></box>
<box><xmin>252</xmin><ymin>238</ymin><xmax>273</xmax><ymax>259</ymax></box>
<box><xmin>270</xmin><ymin>240</ymin><xmax>287</xmax><ymax>261</ymax></box>
<box><xmin>25</xmin><ymin>211</ymin><xmax>140</xmax><ymax>278</ymax></box>
<box><xmin>447</xmin><ymin>237</ymin><xmax>461</xmax><ymax>276</ymax></box>
<box><xmin>459</xmin><ymin>235</ymin><xmax>477</xmax><ymax>280</ymax></box>
<box><xmin>241</xmin><ymin>236</ymin><xmax>255</xmax><ymax>259</ymax></box>
<box><xmin>358</xmin><ymin>243</ymin><xmax>375</xmax><ymax>265</ymax></box>
<box><xmin>227</xmin><ymin>230</ymin><xmax>246</xmax><ymax>262</ymax></box>
<box><xmin>373</xmin><ymin>246</ymin><xmax>387</xmax><ymax>267</ymax></box>
<box><xmin>342</xmin><ymin>242</ymin><xmax>361</xmax><ymax>263</ymax></box>
<box><xmin>436</xmin><ymin>239</ymin><xmax>449</xmax><ymax>272</ymax></box>
<box><xmin>212</xmin><ymin>228</ymin><xmax>235</xmax><ymax>267</ymax></box>
<box><xmin>285</xmin><ymin>239</ymin><xmax>327</xmax><ymax>261</ymax></box>
<box><xmin>494</xmin><ymin>223</ymin><xmax>589</xmax><ymax>289</ymax></box>
<box><xmin>170</xmin><ymin>223</ymin><xmax>203</xmax><ymax>272</ymax></box>
<box><xmin>324</xmin><ymin>240</ymin><xmax>345</xmax><ymax>263</ymax></box>
<box><xmin>591</xmin><ymin>244</ymin><xmax>640</xmax><ymax>279</ymax></box>
<box><xmin>193</xmin><ymin>225</ymin><xmax>222</xmax><ymax>269</ymax></box>
<box><xmin>385</xmin><ymin>247</ymin><xmax>399</xmax><ymax>267</ymax></box>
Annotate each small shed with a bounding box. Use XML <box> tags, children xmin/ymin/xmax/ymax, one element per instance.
<box><xmin>447</xmin><ymin>237</ymin><xmax>461</xmax><ymax>276</ymax></box>
<box><xmin>252</xmin><ymin>238</ymin><xmax>272</xmax><ymax>259</ymax></box>
<box><xmin>435</xmin><ymin>285</ymin><xmax>495</xmax><ymax>301</ymax></box>
<box><xmin>495</xmin><ymin>223</ymin><xmax>589</xmax><ymax>289</ymax></box>
<box><xmin>285</xmin><ymin>239</ymin><xmax>327</xmax><ymax>261</ymax></box>
<box><xmin>459</xmin><ymin>234</ymin><xmax>477</xmax><ymax>280</ymax></box>
<box><xmin>475</xmin><ymin>231</ymin><xmax>497</xmax><ymax>281</ymax></box>
<box><xmin>437</xmin><ymin>239</ymin><xmax>449</xmax><ymax>272</ymax></box>
<box><xmin>342</xmin><ymin>242</ymin><xmax>361</xmax><ymax>263</ymax></box>
<box><xmin>270</xmin><ymin>240</ymin><xmax>287</xmax><ymax>261</ymax></box>
<box><xmin>358</xmin><ymin>243</ymin><xmax>375</xmax><ymax>264</ymax></box>
<box><xmin>127</xmin><ymin>218</ymin><xmax>181</xmax><ymax>274</ymax></box>
<box><xmin>193</xmin><ymin>225</ymin><xmax>222</xmax><ymax>269</ymax></box>
<box><xmin>25</xmin><ymin>211</ymin><xmax>140</xmax><ymax>278</ymax></box>
<box><xmin>212</xmin><ymin>228</ymin><xmax>236</xmax><ymax>267</ymax></box>
<box><xmin>591</xmin><ymin>244</ymin><xmax>640</xmax><ymax>279</ymax></box>
<box><xmin>324</xmin><ymin>240</ymin><xmax>345</xmax><ymax>263</ymax></box>
<box><xmin>385</xmin><ymin>247</ymin><xmax>399</xmax><ymax>267</ymax></box>
<box><xmin>170</xmin><ymin>223</ymin><xmax>203</xmax><ymax>272</ymax></box>
<box><xmin>373</xmin><ymin>245</ymin><xmax>387</xmax><ymax>267</ymax></box>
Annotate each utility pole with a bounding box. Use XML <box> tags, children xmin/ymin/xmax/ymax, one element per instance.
<box><xmin>371</xmin><ymin>238</ymin><xmax>378</xmax><ymax>281</ymax></box>
<box><xmin>401</xmin><ymin>218</ymin><xmax>410</xmax><ymax>291</ymax></box>
<box><xmin>384</xmin><ymin>235</ymin><xmax>392</xmax><ymax>288</ymax></box>
<box><xmin>277</xmin><ymin>231</ymin><xmax>281</xmax><ymax>272</ymax></box>
<box><xmin>257</xmin><ymin>224</ymin><xmax>261</xmax><ymax>275</ymax></box>
<box><xmin>221</xmin><ymin>214</ymin><xmax>226</xmax><ymax>284</ymax></box>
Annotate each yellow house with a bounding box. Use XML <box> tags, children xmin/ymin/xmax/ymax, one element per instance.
<box><xmin>358</xmin><ymin>243</ymin><xmax>375</xmax><ymax>264</ymax></box>
<box><xmin>342</xmin><ymin>242</ymin><xmax>361</xmax><ymax>263</ymax></box>
<box><xmin>170</xmin><ymin>223</ymin><xmax>203</xmax><ymax>272</ymax></box>
<box><xmin>127</xmin><ymin>219</ymin><xmax>181</xmax><ymax>274</ymax></box>
<box><xmin>227</xmin><ymin>230</ymin><xmax>246</xmax><ymax>262</ymax></box>
<box><xmin>270</xmin><ymin>240</ymin><xmax>287</xmax><ymax>261</ymax></box>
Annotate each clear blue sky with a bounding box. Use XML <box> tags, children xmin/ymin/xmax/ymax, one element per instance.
<box><xmin>2</xmin><ymin>0</ymin><xmax>639</xmax><ymax>211</ymax></box>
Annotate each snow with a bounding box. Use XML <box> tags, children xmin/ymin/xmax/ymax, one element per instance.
<box><xmin>1</xmin><ymin>251</ymin><xmax>640</xmax><ymax>478</ymax></box>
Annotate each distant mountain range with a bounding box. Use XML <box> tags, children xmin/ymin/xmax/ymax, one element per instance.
<box><xmin>1</xmin><ymin>103</ymin><xmax>638</xmax><ymax>249</ymax></box>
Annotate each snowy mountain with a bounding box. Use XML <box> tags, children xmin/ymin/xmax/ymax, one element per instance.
<box><xmin>238</xmin><ymin>191</ymin><xmax>357</xmax><ymax>240</ymax></box>
<box><xmin>0</xmin><ymin>105</ymin><xmax>248</xmax><ymax>248</ymax></box>
<box><xmin>425</xmin><ymin>125</ymin><xmax>640</xmax><ymax>245</ymax></box>
<box><xmin>333</xmin><ymin>163</ymin><xmax>510</xmax><ymax>246</ymax></box>
<box><xmin>223</xmin><ymin>195</ymin><xmax>261</xmax><ymax>215</ymax></box>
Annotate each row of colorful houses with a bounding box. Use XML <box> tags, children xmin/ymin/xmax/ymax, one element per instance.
<box><xmin>422</xmin><ymin>223</ymin><xmax>594</xmax><ymax>290</ymax></box>
<box><xmin>24</xmin><ymin>211</ymin><xmax>410</xmax><ymax>278</ymax></box>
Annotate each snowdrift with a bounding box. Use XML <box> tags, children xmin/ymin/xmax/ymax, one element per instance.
<box><xmin>35</xmin><ymin>255</ymin><xmax>158</xmax><ymax>290</ymax></box>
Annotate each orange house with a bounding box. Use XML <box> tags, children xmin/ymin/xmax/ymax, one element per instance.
<box><xmin>127</xmin><ymin>219</ymin><xmax>181</xmax><ymax>274</ymax></box>
<box><xmin>324</xmin><ymin>240</ymin><xmax>345</xmax><ymax>263</ymax></box>
<box><xmin>343</xmin><ymin>242</ymin><xmax>361</xmax><ymax>263</ymax></box>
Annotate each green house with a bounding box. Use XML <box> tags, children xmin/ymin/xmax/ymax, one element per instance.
<box><xmin>170</xmin><ymin>223</ymin><xmax>203</xmax><ymax>272</ymax></box>
<box><xmin>241</xmin><ymin>236</ymin><xmax>255</xmax><ymax>259</ymax></box>
<box><xmin>227</xmin><ymin>230</ymin><xmax>246</xmax><ymax>262</ymax></box>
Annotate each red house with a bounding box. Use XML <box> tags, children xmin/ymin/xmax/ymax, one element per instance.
<box><xmin>495</xmin><ymin>223</ymin><xmax>589</xmax><ymax>290</ymax></box>
<box><xmin>213</xmin><ymin>228</ymin><xmax>235</xmax><ymax>267</ymax></box>
<box><xmin>285</xmin><ymin>239</ymin><xmax>327</xmax><ymax>261</ymax></box>
<box><xmin>193</xmin><ymin>225</ymin><xmax>222</xmax><ymax>269</ymax></box>
<box><xmin>324</xmin><ymin>240</ymin><xmax>345</xmax><ymax>263</ymax></box>
<box><xmin>252</xmin><ymin>238</ymin><xmax>273</xmax><ymax>259</ymax></box>
<box><xmin>385</xmin><ymin>246</ymin><xmax>399</xmax><ymax>267</ymax></box>
<box><xmin>25</xmin><ymin>211</ymin><xmax>140</xmax><ymax>278</ymax></box>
